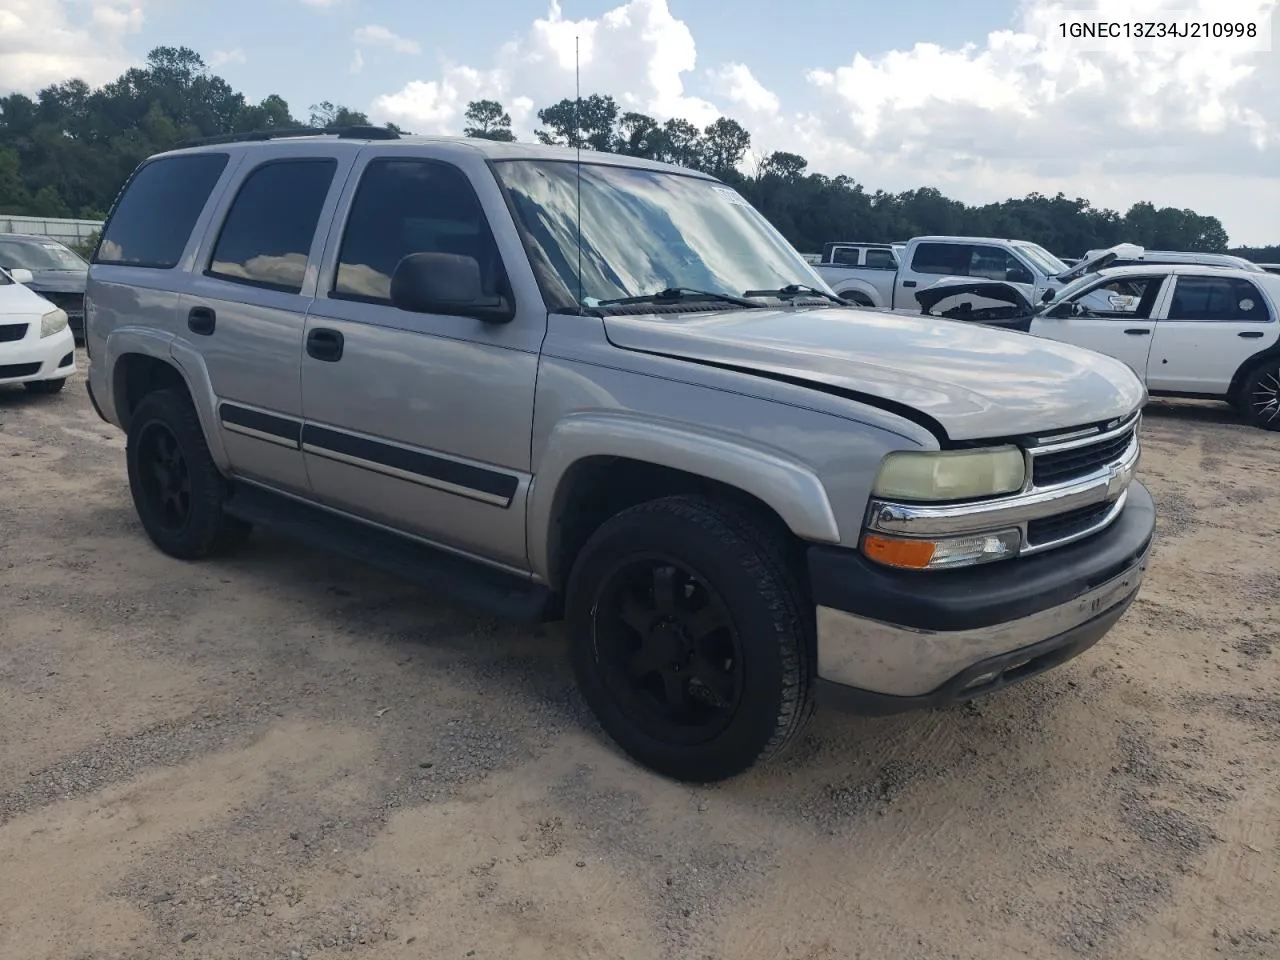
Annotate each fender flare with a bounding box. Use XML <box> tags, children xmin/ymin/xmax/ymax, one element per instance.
<box><xmin>104</xmin><ymin>326</ymin><xmax>230</xmax><ymax>471</ymax></box>
<box><xmin>526</xmin><ymin>412</ymin><xmax>842</xmax><ymax>582</ymax></box>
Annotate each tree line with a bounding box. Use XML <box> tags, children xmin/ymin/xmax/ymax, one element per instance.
<box><xmin>1</xmin><ymin>46</ymin><xmax>1274</xmax><ymax>262</ymax></box>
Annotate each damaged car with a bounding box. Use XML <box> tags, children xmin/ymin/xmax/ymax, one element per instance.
<box><xmin>916</xmin><ymin>264</ymin><xmax>1280</xmax><ymax>431</ymax></box>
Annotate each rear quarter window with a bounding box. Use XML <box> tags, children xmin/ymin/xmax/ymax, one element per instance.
<box><xmin>95</xmin><ymin>153</ymin><xmax>230</xmax><ymax>269</ymax></box>
<box><xmin>911</xmin><ymin>242</ymin><xmax>972</xmax><ymax>275</ymax></box>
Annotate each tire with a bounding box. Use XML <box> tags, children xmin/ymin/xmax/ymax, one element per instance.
<box><xmin>842</xmin><ymin>292</ymin><xmax>873</xmax><ymax>307</ymax></box>
<box><xmin>1237</xmin><ymin>360</ymin><xmax>1280</xmax><ymax>430</ymax></box>
<box><xmin>125</xmin><ymin>388</ymin><xmax>253</xmax><ymax>559</ymax></box>
<box><xmin>24</xmin><ymin>378</ymin><xmax>66</xmax><ymax>394</ymax></box>
<box><xmin>565</xmin><ymin>495</ymin><xmax>815</xmax><ymax>782</ymax></box>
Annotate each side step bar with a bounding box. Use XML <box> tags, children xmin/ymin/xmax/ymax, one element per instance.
<box><xmin>224</xmin><ymin>484</ymin><xmax>556</xmax><ymax>624</ymax></box>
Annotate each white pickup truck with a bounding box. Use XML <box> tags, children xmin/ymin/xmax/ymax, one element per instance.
<box><xmin>814</xmin><ymin>236</ymin><xmax>1137</xmax><ymax>312</ymax></box>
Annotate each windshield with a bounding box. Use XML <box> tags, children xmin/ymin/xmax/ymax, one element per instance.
<box><xmin>1014</xmin><ymin>242</ymin><xmax>1069</xmax><ymax>276</ymax></box>
<box><xmin>493</xmin><ymin>160</ymin><xmax>827</xmax><ymax>307</ymax></box>
<box><xmin>0</xmin><ymin>237</ymin><xmax>87</xmax><ymax>272</ymax></box>
<box><xmin>1043</xmin><ymin>271</ymin><xmax>1112</xmax><ymax>307</ymax></box>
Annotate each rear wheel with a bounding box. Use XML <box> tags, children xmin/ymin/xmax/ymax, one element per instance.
<box><xmin>566</xmin><ymin>495</ymin><xmax>814</xmax><ymax>782</ymax></box>
<box><xmin>841</xmin><ymin>291</ymin><xmax>874</xmax><ymax>307</ymax></box>
<box><xmin>126</xmin><ymin>388</ymin><xmax>252</xmax><ymax>559</ymax></box>
<box><xmin>24</xmin><ymin>378</ymin><xmax>66</xmax><ymax>394</ymax></box>
<box><xmin>1238</xmin><ymin>360</ymin><xmax>1280</xmax><ymax>430</ymax></box>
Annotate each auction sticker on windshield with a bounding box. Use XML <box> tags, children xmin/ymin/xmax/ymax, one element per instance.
<box><xmin>714</xmin><ymin>186</ymin><xmax>750</xmax><ymax>205</ymax></box>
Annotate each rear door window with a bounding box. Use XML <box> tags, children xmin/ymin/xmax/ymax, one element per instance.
<box><xmin>207</xmin><ymin>159</ymin><xmax>337</xmax><ymax>294</ymax></box>
<box><xmin>1167</xmin><ymin>276</ymin><xmax>1270</xmax><ymax>322</ymax></box>
<box><xmin>95</xmin><ymin>153</ymin><xmax>229</xmax><ymax>268</ymax></box>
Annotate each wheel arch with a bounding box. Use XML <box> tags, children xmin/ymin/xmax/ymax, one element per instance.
<box><xmin>528</xmin><ymin>414</ymin><xmax>841</xmax><ymax>591</ymax></box>
<box><xmin>1228</xmin><ymin>341</ymin><xmax>1280</xmax><ymax>405</ymax></box>
<box><xmin>106</xmin><ymin>329</ymin><xmax>229</xmax><ymax>470</ymax></box>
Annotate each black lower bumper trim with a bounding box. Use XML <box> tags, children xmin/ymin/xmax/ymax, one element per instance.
<box><xmin>816</xmin><ymin>592</ymin><xmax>1136</xmax><ymax>716</ymax></box>
<box><xmin>809</xmin><ymin>481</ymin><xmax>1155</xmax><ymax>632</ymax></box>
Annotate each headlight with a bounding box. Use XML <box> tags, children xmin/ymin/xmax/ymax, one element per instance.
<box><xmin>40</xmin><ymin>308</ymin><xmax>69</xmax><ymax>338</ymax></box>
<box><xmin>872</xmin><ymin>446</ymin><xmax>1026</xmax><ymax>502</ymax></box>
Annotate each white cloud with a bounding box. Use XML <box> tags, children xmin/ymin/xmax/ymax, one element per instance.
<box><xmin>299</xmin><ymin>0</ymin><xmax>343</xmax><ymax>6</ymax></box>
<box><xmin>0</xmin><ymin>0</ymin><xmax>144</xmax><ymax>91</ymax></box>
<box><xmin>210</xmin><ymin>48</ymin><xmax>246</xmax><ymax>69</ymax></box>
<box><xmin>372</xmin><ymin>0</ymin><xmax>720</xmax><ymax>138</ymax></box>
<box><xmin>353</xmin><ymin>24</ymin><xmax>421</xmax><ymax>56</ymax></box>
<box><xmin>368</xmin><ymin>0</ymin><xmax>1277</xmax><ymax>244</ymax></box>
<box><xmin>711</xmin><ymin>63</ymin><xmax>779</xmax><ymax>117</ymax></box>
<box><xmin>349</xmin><ymin>49</ymin><xmax>364</xmax><ymax>75</ymax></box>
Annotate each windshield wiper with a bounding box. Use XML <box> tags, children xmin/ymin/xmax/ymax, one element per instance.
<box><xmin>743</xmin><ymin>283</ymin><xmax>848</xmax><ymax>306</ymax></box>
<box><xmin>595</xmin><ymin>287</ymin><xmax>763</xmax><ymax>309</ymax></box>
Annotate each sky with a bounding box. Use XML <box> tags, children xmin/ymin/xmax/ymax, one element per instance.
<box><xmin>1</xmin><ymin>0</ymin><xmax>1277</xmax><ymax>246</ymax></box>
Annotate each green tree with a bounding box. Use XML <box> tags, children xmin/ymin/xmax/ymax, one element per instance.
<box><xmin>463</xmin><ymin>100</ymin><xmax>516</xmax><ymax>141</ymax></box>
<box><xmin>701</xmin><ymin>117</ymin><xmax>751</xmax><ymax>179</ymax></box>
<box><xmin>617</xmin><ymin>112</ymin><xmax>662</xmax><ymax>158</ymax></box>
<box><xmin>656</xmin><ymin>118</ymin><xmax>705</xmax><ymax>168</ymax></box>
<box><xmin>535</xmin><ymin>94</ymin><xmax>619</xmax><ymax>151</ymax></box>
<box><xmin>308</xmin><ymin>101</ymin><xmax>369</xmax><ymax>129</ymax></box>
<box><xmin>0</xmin><ymin>54</ymin><xmax>1267</xmax><ymax>261</ymax></box>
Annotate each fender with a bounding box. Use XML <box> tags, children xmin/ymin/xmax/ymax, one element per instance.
<box><xmin>102</xmin><ymin>326</ymin><xmax>231</xmax><ymax>472</ymax></box>
<box><xmin>526</xmin><ymin>412</ymin><xmax>842</xmax><ymax>582</ymax></box>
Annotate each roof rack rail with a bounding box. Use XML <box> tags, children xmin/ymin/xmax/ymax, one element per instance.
<box><xmin>174</xmin><ymin>124</ymin><xmax>401</xmax><ymax>150</ymax></box>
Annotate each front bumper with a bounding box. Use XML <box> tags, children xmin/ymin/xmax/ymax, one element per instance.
<box><xmin>0</xmin><ymin>324</ymin><xmax>77</xmax><ymax>385</ymax></box>
<box><xmin>809</xmin><ymin>480</ymin><xmax>1155</xmax><ymax>714</ymax></box>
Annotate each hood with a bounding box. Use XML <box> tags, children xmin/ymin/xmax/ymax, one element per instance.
<box><xmin>22</xmin><ymin>268</ymin><xmax>87</xmax><ymax>293</ymax></box>
<box><xmin>914</xmin><ymin>278</ymin><xmax>1036</xmax><ymax>316</ymax></box>
<box><xmin>0</xmin><ymin>280</ymin><xmax>56</xmax><ymax>316</ymax></box>
<box><xmin>603</xmin><ymin>307</ymin><xmax>1145</xmax><ymax>443</ymax></box>
<box><xmin>1054</xmin><ymin>243</ymin><xmax>1144</xmax><ymax>283</ymax></box>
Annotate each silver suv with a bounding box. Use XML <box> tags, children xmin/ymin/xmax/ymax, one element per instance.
<box><xmin>85</xmin><ymin>128</ymin><xmax>1156</xmax><ymax>781</ymax></box>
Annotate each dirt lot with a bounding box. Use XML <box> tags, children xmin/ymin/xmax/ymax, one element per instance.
<box><xmin>1</xmin><ymin>356</ymin><xmax>1277</xmax><ymax>960</ymax></box>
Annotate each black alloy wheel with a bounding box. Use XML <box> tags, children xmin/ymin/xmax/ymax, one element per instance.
<box><xmin>590</xmin><ymin>553</ymin><xmax>744</xmax><ymax>745</ymax></box>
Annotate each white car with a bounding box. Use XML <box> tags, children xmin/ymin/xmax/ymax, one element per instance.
<box><xmin>915</xmin><ymin>264</ymin><xmax>1280</xmax><ymax>430</ymax></box>
<box><xmin>0</xmin><ymin>266</ymin><xmax>77</xmax><ymax>394</ymax></box>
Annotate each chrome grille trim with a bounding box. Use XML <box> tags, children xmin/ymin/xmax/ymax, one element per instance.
<box><xmin>865</xmin><ymin>411</ymin><xmax>1142</xmax><ymax>557</ymax></box>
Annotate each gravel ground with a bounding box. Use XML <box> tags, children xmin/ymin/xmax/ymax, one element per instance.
<box><xmin>1</xmin><ymin>355</ymin><xmax>1278</xmax><ymax>960</ymax></box>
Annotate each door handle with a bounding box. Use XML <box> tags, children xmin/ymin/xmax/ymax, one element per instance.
<box><xmin>187</xmin><ymin>306</ymin><xmax>216</xmax><ymax>336</ymax></box>
<box><xmin>902</xmin><ymin>280</ymin><xmax>917</xmax><ymax>288</ymax></box>
<box><xmin>1124</xmin><ymin>328</ymin><xmax>1150</xmax><ymax>336</ymax></box>
<box><xmin>306</xmin><ymin>328</ymin><xmax>344</xmax><ymax>362</ymax></box>
<box><xmin>1238</xmin><ymin>330</ymin><xmax>1264</xmax><ymax>338</ymax></box>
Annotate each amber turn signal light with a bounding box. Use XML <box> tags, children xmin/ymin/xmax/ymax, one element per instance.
<box><xmin>861</xmin><ymin>534</ymin><xmax>937</xmax><ymax>570</ymax></box>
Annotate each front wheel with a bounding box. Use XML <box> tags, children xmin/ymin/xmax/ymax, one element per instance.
<box><xmin>565</xmin><ymin>495</ymin><xmax>814</xmax><ymax>782</ymax></box>
<box><xmin>126</xmin><ymin>388</ymin><xmax>252</xmax><ymax>559</ymax></box>
<box><xmin>1238</xmin><ymin>360</ymin><xmax>1280</xmax><ymax>430</ymax></box>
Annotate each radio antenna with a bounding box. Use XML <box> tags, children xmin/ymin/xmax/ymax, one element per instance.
<box><xmin>575</xmin><ymin>35</ymin><xmax>583</xmax><ymax>308</ymax></box>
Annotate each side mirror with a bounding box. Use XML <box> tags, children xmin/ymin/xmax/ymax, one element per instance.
<box><xmin>389</xmin><ymin>252</ymin><xmax>514</xmax><ymax>323</ymax></box>
<box><xmin>8</xmin><ymin>267</ymin><xmax>33</xmax><ymax>284</ymax></box>
<box><xmin>1007</xmin><ymin>267</ymin><xmax>1034</xmax><ymax>285</ymax></box>
<box><xmin>1041</xmin><ymin>288</ymin><xmax>1055</xmax><ymax>303</ymax></box>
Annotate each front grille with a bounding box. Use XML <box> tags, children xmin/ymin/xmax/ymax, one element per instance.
<box><xmin>0</xmin><ymin>323</ymin><xmax>26</xmax><ymax>342</ymax></box>
<box><xmin>0</xmin><ymin>362</ymin><xmax>41</xmax><ymax>379</ymax></box>
<box><xmin>42</xmin><ymin>291</ymin><xmax>84</xmax><ymax>314</ymax></box>
<box><xmin>1026</xmin><ymin>501</ymin><xmax>1114</xmax><ymax>546</ymax></box>
<box><xmin>1032</xmin><ymin>426</ymin><xmax>1135</xmax><ymax>487</ymax></box>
